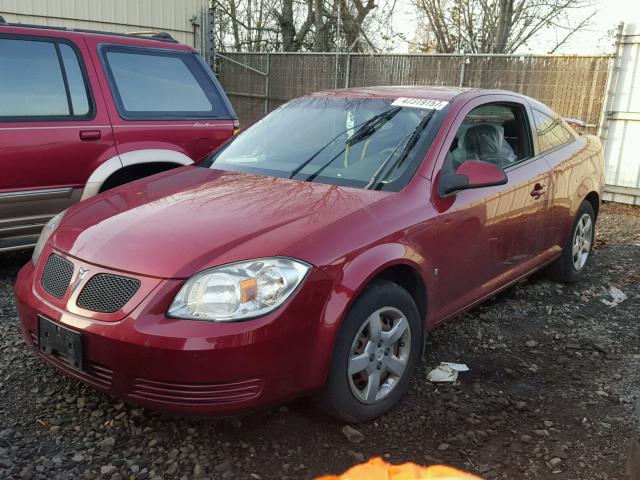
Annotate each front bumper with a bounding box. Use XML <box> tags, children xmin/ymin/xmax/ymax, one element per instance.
<box><xmin>15</xmin><ymin>251</ymin><xmax>334</xmax><ymax>416</ymax></box>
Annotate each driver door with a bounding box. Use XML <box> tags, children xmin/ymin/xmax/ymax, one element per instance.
<box><xmin>429</xmin><ymin>96</ymin><xmax>552</xmax><ymax>323</ymax></box>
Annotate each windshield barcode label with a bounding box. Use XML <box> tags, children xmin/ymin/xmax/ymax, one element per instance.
<box><xmin>391</xmin><ymin>97</ymin><xmax>449</xmax><ymax>110</ymax></box>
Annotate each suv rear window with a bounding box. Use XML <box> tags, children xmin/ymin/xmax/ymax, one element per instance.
<box><xmin>101</xmin><ymin>46</ymin><xmax>229</xmax><ymax>120</ymax></box>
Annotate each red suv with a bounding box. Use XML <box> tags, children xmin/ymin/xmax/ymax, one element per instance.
<box><xmin>0</xmin><ymin>18</ymin><xmax>238</xmax><ymax>253</ymax></box>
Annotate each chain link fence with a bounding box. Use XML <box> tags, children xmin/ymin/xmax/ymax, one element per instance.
<box><xmin>215</xmin><ymin>52</ymin><xmax>612</xmax><ymax>133</ymax></box>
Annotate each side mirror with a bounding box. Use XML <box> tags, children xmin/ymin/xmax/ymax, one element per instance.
<box><xmin>437</xmin><ymin>160</ymin><xmax>508</xmax><ymax>197</ymax></box>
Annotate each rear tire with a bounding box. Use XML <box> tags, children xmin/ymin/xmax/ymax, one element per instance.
<box><xmin>545</xmin><ymin>200</ymin><xmax>595</xmax><ymax>283</ymax></box>
<box><xmin>314</xmin><ymin>280</ymin><xmax>422</xmax><ymax>423</ymax></box>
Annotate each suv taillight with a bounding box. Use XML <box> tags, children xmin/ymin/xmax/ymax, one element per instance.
<box><xmin>232</xmin><ymin>120</ymin><xmax>240</xmax><ymax>136</ymax></box>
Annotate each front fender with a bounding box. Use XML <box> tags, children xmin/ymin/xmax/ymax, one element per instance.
<box><xmin>300</xmin><ymin>242</ymin><xmax>428</xmax><ymax>388</ymax></box>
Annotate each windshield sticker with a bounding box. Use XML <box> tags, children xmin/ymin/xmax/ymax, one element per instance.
<box><xmin>391</xmin><ymin>97</ymin><xmax>449</xmax><ymax>110</ymax></box>
<box><xmin>345</xmin><ymin>111</ymin><xmax>355</xmax><ymax>138</ymax></box>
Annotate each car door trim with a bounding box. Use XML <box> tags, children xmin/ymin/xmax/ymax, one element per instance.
<box><xmin>0</xmin><ymin>187</ymin><xmax>74</xmax><ymax>203</ymax></box>
<box><xmin>0</xmin><ymin>125</ymin><xmax>110</xmax><ymax>131</ymax></box>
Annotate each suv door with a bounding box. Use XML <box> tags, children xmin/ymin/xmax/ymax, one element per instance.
<box><xmin>429</xmin><ymin>96</ymin><xmax>553</xmax><ymax>322</ymax></box>
<box><xmin>92</xmin><ymin>42</ymin><xmax>237</xmax><ymax>165</ymax></box>
<box><xmin>0</xmin><ymin>33</ymin><xmax>115</xmax><ymax>251</ymax></box>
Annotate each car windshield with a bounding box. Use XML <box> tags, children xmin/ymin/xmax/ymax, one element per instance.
<box><xmin>205</xmin><ymin>96</ymin><xmax>448</xmax><ymax>191</ymax></box>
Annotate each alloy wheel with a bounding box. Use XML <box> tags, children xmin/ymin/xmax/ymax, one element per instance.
<box><xmin>572</xmin><ymin>213</ymin><xmax>593</xmax><ymax>271</ymax></box>
<box><xmin>347</xmin><ymin>307</ymin><xmax>411</xmax><ymax>404</ymax></box>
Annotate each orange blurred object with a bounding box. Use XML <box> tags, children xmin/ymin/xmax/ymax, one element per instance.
<box><xmin>315</xmin><ymin>457</ymin><xmax>482</xmax><ymax>480</ymax></box>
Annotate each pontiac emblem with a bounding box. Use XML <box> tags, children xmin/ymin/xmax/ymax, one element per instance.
<box><xmin>70</xmin><ymin>267</ymin><xmax>90</xmax><ymax>294</ymax></box>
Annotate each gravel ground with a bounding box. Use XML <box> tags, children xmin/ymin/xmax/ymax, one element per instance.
<box><xmin>1</xmin><ymin>202</ymin><xmax>639</xmax><ymax>480</ymax></box>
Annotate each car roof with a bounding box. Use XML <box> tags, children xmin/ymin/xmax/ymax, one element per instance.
<box><xmin>0</xmin><ymin>23</ymin><xmax>192</xmax><ymax>51</ymax></box>
<box><xmin>308</xmin><ymin>86</ymin><xmax>522</xmax><ymax>102</ymax></box>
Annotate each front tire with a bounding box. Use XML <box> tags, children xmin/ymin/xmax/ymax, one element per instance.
<box><xmin>314</xmin><ymin>280</ymin><xmax>422</xmax><ymax>423</ymax></box>
<box><xmin>545</xmin><ymin>200</ymin><xmax>595</xmax><ymax>283</ymax></box>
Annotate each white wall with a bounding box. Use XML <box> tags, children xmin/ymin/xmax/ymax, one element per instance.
<box><xmin>0</xmin><ymin>0</ymin><xmax>208</xmax><ymax>49</ymax></box>
<box><xmin>602</xmin><ymin>23</ymin><xmax>640</xmax><ymax>205</ymax></box>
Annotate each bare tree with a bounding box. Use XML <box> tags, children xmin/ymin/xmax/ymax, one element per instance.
<box><xmin>413</xmin><ymin>0</ymin><xmax>596</xmax><ymax>54</ymax></box>
<box><xmin>213</xmin><ymin>0</ymin><xmax>387</xmax><ymax>52</ymax></box>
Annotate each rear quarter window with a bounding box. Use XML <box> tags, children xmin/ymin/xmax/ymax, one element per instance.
<box><xmin>100</xmin><ymin>45</ymin><xmax>231</xmax><ymax>120</ymax></box>
<box><xmin>532</xmin><ymin>109</ymin><xmax>575</xmax><ymax>153</ymax></box>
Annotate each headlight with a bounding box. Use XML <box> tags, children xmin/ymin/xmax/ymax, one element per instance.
<box><xmin>32</xmin><ymin>210</ymin><xmax>66</xmax><ymax>265</ymax></box>
<box><xmin>168</xmin><ymin>257</ymin><xmax>311</xmax><ymax>321</ymax></box>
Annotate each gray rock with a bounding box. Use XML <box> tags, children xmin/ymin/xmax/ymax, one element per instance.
<box><xmin>100</xmin><ymin>465</ymin><xmax>117</xmax><ymax>476</ymax></box>
<box><xmin>0</xmin><ymin>429</ymin><xmax>15</xmax><ymax>441</ymax></box>
<box><xmin>342</xmin><ymin>425</ymin><xmax>364</xmax><ymax>444</ymax></box>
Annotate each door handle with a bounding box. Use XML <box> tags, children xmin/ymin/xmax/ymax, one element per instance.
<box><xmin>79</xmin><ymin>130</ymin><xmax>101</xmax><ymax>141</ymax></box>
<box><xmin>530</xmin><ymin>183</ymin><xmax>546</xmax><ymax>199</ymax></box>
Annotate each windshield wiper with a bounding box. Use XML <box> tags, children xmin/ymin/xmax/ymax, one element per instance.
<box><xmin>365</xmin><ymin>110</ymin><xmax>436</xmax><ymax>190</ymax></box>
<box><xmin>346</xmin><ymin>107</ymin><xmax>402</xmax><ymax>147</ymax></box>
<box><xmin>288</xmin><ymin>106</ymin><xmax>401</xmax><ymax>180</ymax></box>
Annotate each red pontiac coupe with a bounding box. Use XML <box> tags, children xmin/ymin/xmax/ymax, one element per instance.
<box><xmin>15</xmin><ymin>87</ymin><xmax>604</xmax><ymax>422</ymax></box>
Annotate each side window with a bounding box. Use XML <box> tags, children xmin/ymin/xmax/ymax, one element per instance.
<box><xmin>442</xmin><ymin>103</ymin><xmax>532</xmax><ymax>174</ymax></box>
<box><xmin>0</xmin><ymin>38</ymin><xmax>92</xmax><ymax>120</ymax></box>
<box><xmin>532</xmin><ymin>110</ymin><xmax>574</xmax><ymax>153</ymax></box>
<box><xmin>0</xmin><ymin>38</ymin><xmax>69</xmax><ymax>117</ymax></box>
<box><xmin>101</xmin><ymin>46</ymin><xmax>229</xmax><ymax>120</ymax></box>
<box><xmin>59</xmin><ymin>43</ymin><xmax>90</xmax><ymax>116</ymax></box>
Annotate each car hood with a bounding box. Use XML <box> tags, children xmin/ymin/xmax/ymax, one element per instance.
<box><xmin>51</xmin><ymin>167</ymin><xmax>390</xmax><ymax>278</ymax></box>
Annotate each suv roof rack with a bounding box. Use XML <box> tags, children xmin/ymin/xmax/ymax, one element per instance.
<box><xmin>0</xmin><ymin>20</ymin><xmax>178</xmax><ymax>43</ymax></box>
<box><xmin>125</xmin><ymin>30</ymin><xmax>177</xmax><ymax>41</ymax></box>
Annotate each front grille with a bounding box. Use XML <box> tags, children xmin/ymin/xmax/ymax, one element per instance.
<box><xmin>130</xmin><ymin>378</ymin><xmax>263</xmax><ymax>406</ymax></box>
<box><xmin>76</xmin><ymin>274</ymin><xmax>140</xmax><ymax>313</ymax></box>
<box><xmin>41</xmin><ymin>254</ymin><xmax>74</xmax><ymax>299</ymax></box>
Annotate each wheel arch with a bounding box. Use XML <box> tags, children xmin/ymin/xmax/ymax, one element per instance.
<box><xmin>328</xmin><ymin>244</ymin><xmax>430</xmax><ymax>330</ymax></box>
<box><xmin>570</xmin><ymin>176</ymin><xmax>598</xmax><ymax>218</ymax></box>
<box><xmin>584</xmin><ymin>190</ymin><xmax>600</xmax><ymax>219</ymax></box>
<box><xmin>367</xmin><ymin>264</ymin><xmax>428</xmax><ymax>325</ymax></box>
<box><xmin>81</xmin><ymin>149</ymin><xmax>194</xmax><ymax>200</ymax></box>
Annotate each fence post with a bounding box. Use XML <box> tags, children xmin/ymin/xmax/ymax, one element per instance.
<box><xmin>345</xmin><ymin>53</ymin><xmax>351</xmax><ymax>88</ymax></box>
<box><xmin>458</xmin><ymin>55</ymin><xmax>466</xmax><ymax>87</ymax></box>
<box><xmin>208</xmin><ymin>2</ymin><xmax>215</xmax><ymax>69</ymax></box>
<box><xmin>265</xmin><ymin>53</ymin><xmax>270</xmax><ymax>115</ymax></box>
<box><xmin>598</xmin><ymin>22</ymin><xmax>624</xmax><ymax>141</ymax></box>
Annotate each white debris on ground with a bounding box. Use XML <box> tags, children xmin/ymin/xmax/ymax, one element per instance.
<box><xmin>426</xmin><ymin>362</ymin><xmax>470</xmax><ymax>382</ymax></box>
<box><xmin>601</xmin><ymin>286</ymin><xmax>628</xmax><ymax>307</ymax></box>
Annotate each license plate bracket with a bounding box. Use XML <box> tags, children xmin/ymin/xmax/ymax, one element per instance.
<box><xmin>38</xmin><ymin>316</ymin><xmax>84</xmax><ymax>371</ymax></box>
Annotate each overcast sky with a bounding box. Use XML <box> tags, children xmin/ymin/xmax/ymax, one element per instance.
<box><xmin>390</xmin><ymin>0</ymin><xmax>639</xmax><ymax>53</ymax></box>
